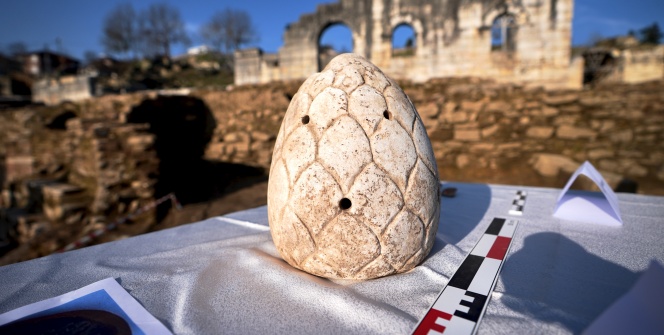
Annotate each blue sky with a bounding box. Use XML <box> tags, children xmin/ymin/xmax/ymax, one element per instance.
<box><xmin>0</xmin><ymin>0</ymin><xmax>662</xmax><ymax>60</ymax></box>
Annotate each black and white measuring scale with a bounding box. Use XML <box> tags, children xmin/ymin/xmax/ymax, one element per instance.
<box><xmin>412</xmin><ymin>217</ymin><xmax>519</xmax><ymax>335</ymax></box>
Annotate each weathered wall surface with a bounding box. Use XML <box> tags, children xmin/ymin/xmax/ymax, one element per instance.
<box><xmin>196</xmin><ymin>86</ymin><xmax>293</xmax><ymax>168</ymax></box>
<box><xmin>622</xmin><ymin>46</ymin><xmax>664</xmax><ymax>84</ymax></box>
<box><xmin>405</xmin><ymin>79</ymin><xmax>664</xmax><ymax>193</ymax></box>
<box><xmin>3</xmin><ymin>79</ymin><xmax>664</xmax><ymax>196</ymax></box>
<box><xmin>0</xmin><ymin>105</ymin><xmax>159</xmax><ymax>261</ymax></box>
<box><xmin>193</xmin><ymin>79</ymin><xmax>664</xmax><ymax>194</ymax></box>
<box><xmin>1</xmin><ymin>79</ymin><xmax>664</xmax><ymax>261</ymax></box>
<box><xmin>236</xmin><ymin>0</ymin><xmax>579</xmax><ymax>89</ymax></box>
<box><xmin>32</xmin><ymin>75</ymin><xmax>96</xmax><ymax>105</ymax></box>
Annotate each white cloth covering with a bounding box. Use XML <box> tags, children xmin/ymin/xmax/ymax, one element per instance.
<box><xmin>0</xmin><ymin>182</ymin><xmax>663</xmax><ymax>334</ymax></box>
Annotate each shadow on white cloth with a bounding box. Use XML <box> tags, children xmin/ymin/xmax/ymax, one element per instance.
<box><xmin>501</xmin><ymin>232</ymin><xmax>639</xmax><ymax>333</ymax></box>
<box><xmin>427</xmin><ymin>182</ymin><xmax>492</xmax><ymax>258</ymax></box>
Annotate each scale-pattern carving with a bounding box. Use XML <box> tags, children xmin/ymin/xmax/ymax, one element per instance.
<box><xmin>268</xmin><ymin>53</ymin><xmax>440</xmax><ymax>279</ymax></box>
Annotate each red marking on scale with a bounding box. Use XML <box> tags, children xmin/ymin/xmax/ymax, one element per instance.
<box><xmin>413</xmin><ymin>308</ymin><xmax>452</xmax><ymax>335</ymax></box>
<box><xmin>486</xmin><ymin>236</ymin><xmax>511</xmax><ymax>260</ymax></box>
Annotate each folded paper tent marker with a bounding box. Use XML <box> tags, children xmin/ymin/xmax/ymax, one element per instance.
<box><xmin>553</xmin><ymin>161</ymin><xmax>623</xmax><ymax>226</ymax></box>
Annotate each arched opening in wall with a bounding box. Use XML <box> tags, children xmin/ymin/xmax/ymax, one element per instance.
<box><xmin>582</xmin><ymin>49</ymin><xmax>616</xmax><ymax>85</ymax></box>
<box><xmin>392</xmin><ymin>24</ymin><xmax>416</xmax><ymax>57</ymax></box>
<box><xmin>491</xmin><ymin>14</ymin><xmax>517</xmax><ymax>52</ymax></box>
<box><xmin>318</xmin><ymin>22</ymin><xmax>353</xmax><ymax>71</ymax></box>
<box><xmin>46</xmin><ymin>111</ymin><xmax>77</xmax><ymax>130</ymax></box>
<box><xmin>126</xmin><ymin>96</ymin><xmax>264</xmax><ymax>223</ymax></box>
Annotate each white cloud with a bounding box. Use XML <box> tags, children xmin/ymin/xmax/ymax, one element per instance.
<box><xmin>185</xmin><ymin>22</ymin><xmax>199</xmax><ymax>33</ymax></box>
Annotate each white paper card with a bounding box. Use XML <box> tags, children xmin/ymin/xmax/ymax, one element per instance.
<box><xmin>553</xmin><ymin>161</ymin><xmax>622</xmax><ymax>226</ymax></box>
<box><xmin>0</xmin><ymin>277</ymin><xmax>172</xmax><ymax>334</ymax></box>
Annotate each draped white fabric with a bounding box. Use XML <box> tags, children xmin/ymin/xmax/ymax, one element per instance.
<box><xmin>0</xmin><ymin>182</ymin><xmax>663</xmax><ymax>334</ymax></box>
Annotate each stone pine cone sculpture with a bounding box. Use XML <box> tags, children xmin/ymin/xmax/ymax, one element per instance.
<box><xmin>267</xmin><ymin>53</ymin><xmax>440</xmax><ymax>280</ymax></box>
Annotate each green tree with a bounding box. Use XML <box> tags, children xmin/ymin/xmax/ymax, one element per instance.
<box><xmin>639</xmin><ymin>22</ymin><xmax>662</xmax><ymax>45</ymax></box>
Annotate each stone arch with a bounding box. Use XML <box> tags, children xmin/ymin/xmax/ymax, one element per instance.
<box><xmin>392</xmin><ymin>23</ymin><xmax>417</xmax><ymax>57</ymax></box>
<box><xmin>490</xmin><ymin>13</ymin><xmax>518</xmax><ymax>52</ymax></box>
<box><xmin>315</xmin><ymin>19</ymin><xmax>358</xmax><ymax>44</ymax></box>
<box><xmin>126</xmin><ymin>96</ymin><xmax>216</xmax><ymax>216</ymax></box>
<box><xmin>317</xmin><ymin>21</ymin><xmax>356</xmax><ymax>70</ymax></box>
<box><xmin>482</xmin><ymin>2</ymin><xmax>528</xmax><ymax>51</ymax></box>
<box><xmin>389</xmin><ymin>15</ymin><xmax>425</xmax><ymax>51</ymax></box>
<box><xmin>46</xmin><ymin>110</ymin><xmax>77</xmax><ymax>130</ymax></box>
<box><xmin>482</xmin><ymin>2</ymin><xmax>528</xmax><ymax>27</ymax></box>
<box><xmin>582</xmin><ymin>48</ymin><xmax>617</xmax><ymax>85</ymax></box>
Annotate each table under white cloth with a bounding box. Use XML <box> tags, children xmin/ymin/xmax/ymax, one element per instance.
<box><xmin>1</xmin><ymin>181</ymin><xmax>663</xmax><ymax>334</ymax></box>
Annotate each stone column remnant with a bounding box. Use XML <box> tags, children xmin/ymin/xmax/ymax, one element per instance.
<box><xmin>268</xmin><ymin>53</ymin><xmax>441</xmax><ymax>279</ymax></box>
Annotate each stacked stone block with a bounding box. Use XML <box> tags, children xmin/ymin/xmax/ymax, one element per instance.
<box><xmin>67</xmin><ymin>119</ymin><xmax>158</xmax><ymax>218</ymax></box>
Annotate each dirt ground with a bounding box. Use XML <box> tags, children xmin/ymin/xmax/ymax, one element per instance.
<box><xmin>152</xmin><ymin>181</ymin><xmax>268</xmax><ymax>232</ymax></box>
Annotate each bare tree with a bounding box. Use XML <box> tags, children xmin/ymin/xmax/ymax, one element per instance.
<box><xmin>139</xmin><ymin>3</ymin><xmax>190</xmax><ymax>57</ymax></box>
<box><xmin>84</xmin><ymin>50</ymin><xmax>98</xmax><ymax>65</ymax></box>
<box><xmin>199</xmin><ymin>8</ymin><xmax>258</xmax><ymax>54</ymax></box>
<box><xmin>7</xmin><ymin>41</ymin><xmax>28</xmax><ymax>57</ymax></box>
<box><xmin>101</xmin><ymin>3</ymin><xmax>138</xmax><ymax>58</ymax></box>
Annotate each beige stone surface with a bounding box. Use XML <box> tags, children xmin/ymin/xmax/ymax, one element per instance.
<box><xmin>235</xmin><ymin>0</ymin><xmax>580</xmax><ymax>89</ymax></box>
<box><xmin>454</xmin><ymin>128</ymin><xmax>481</xmax><ymax>141</ymax></box>
<box><xmin>529</xmin><ymin>153</ymin><xmax>579</xmax><ymax>177</ymax></box>
<box><xmin>526</xmin><ymin>126</ymin><xmax>555</xmax><ymax>139</ymax></box>
<box><xmin>556</xmin><ymin>125</ymin><xmax>597</xmax><ymax>140</ymax></box>
<box><xmin>267</xmin><ymin>54</ymin><xmax>440</xmax><ymax>279</ymax></box>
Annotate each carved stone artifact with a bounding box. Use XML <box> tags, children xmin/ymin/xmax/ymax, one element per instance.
<box><xmin>268</xmin><ymin>53</ymin><xmax>440</xmax><ymax>279</ymax></box>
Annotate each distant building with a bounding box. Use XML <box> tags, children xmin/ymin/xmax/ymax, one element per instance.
<box><xmin>0</xmin><ymin>55</ymin><xmax>22</xmax><ymax>96</ymax></box>
<box><xmin>0</xmin><ymin>54</ymin><xmax>31</xmax><ymax>98</ymax></box>
<box><xmin>235</xmin><ymin>0</ymin><xmax>581</xmax><ymax>89</ymax></box>
<box><xmin>580</xmin><ymin>35</ymin><xmax>664</xmax><ymax>85</ymax></box>
<box><xmin>0</xmin><ymin>55</ymin><xmax>21</xmax><ymax>75</ymax></box>
<box><xmin>16</xmin><ymin>51</ymin><xmax>80</xmax><ymax>77</ymax></box>
<box><xmin>187</xmin><ymin>45</ymin><xmax>212</xmax><ymax>56</ymax></box>
<box><xmin>32</xmin><ymin>75</ymin><xmax>97</xmax><ymax>105</ymax></box>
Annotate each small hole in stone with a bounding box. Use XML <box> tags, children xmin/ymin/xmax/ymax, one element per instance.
<box><xmin>339</xmin><ymin>198</ymin><xmax>352</xmax><ymax>210</ymax></box>
<box><xmin>383</xmin><ymin>110</ymin><xmax>391</xmax><ymax>120</ymax></box>
<box><xmin>302</xmin><ymin>115</ymin><xmax>310</xmax><ymax>124</ymax></box>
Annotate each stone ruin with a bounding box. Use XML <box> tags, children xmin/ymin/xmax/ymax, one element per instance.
<box><xmin>0</xmin><ymin>94</ymin><xmax>267</xmax><ymax>263</ymax></box>
<box><xmin>235</xmin><ymin>0</ymin><xmax>581</xmax><ymax>89</ymax></box>
<box><xmin>582</xmin><ymin>44</ymin><xmax>664</xmax><ymax>86</ymax></box>
<box><xmin>1</xmin><ymin>77</ymin><xmax>663</xmax><ymax>264</ymax></box>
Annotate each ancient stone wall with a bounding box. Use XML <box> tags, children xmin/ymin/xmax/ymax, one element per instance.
<box><xmin>0</xmin><ymin>103</ymin><xmax>160</xmax><ymax>261</ymax></box>
<box><xmin>1</xmin><ymin>79</ymin><xmax>663</xmax><ymax>262</ymax></box>
<box><xmin>234</xmin><ymin>49</ymin><xmax>263</xmax><ymax>86</ymax></box>
<box><xmin>195</xmin><ymin>84</ymin><xmax>297</xmax><ymax>168</ymax></box>
<box><xmin>3</xmin><ymin>80</ymin><xmax>664</xmax><ymax>197</ymax></box>
<box><xmin>32</xmin><ymin>74</ymin><xmax>97</xmax><ymax>106</ymax></box>
<box><xmin>188</xmin><ymin>80</ymin><xmax>664</xmax><ymax>196</ymax></box>
<box><xmin>236</xmin><ymin>0</ymin><xmax>580</xmax><ymax>89</ymax></box>
<box><xmin>622</xmin><ymin>46</ymin><xmax>664</xmax><ymax>84</ymax></box>
<box><xmin>404</xmin><ymin>79</ymin><xmax>664</xmax><ymax>194</ymax></box>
